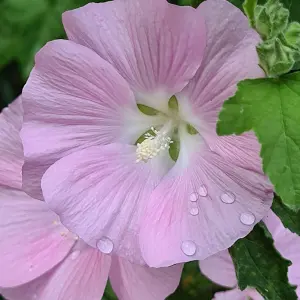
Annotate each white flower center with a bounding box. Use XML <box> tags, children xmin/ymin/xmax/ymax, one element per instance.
<box><xmin>136</xmin><ymin>126</ymin><xmax>173</xmax><ymax>163</ymax></box>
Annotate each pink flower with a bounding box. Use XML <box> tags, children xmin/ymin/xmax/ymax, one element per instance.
<box><xmin>21</xmin><ymin>0</ymin><xmax>273</xmax><ymax>267</ymax></box>
<box><xmin>199</xmin><ymin>250</ymin><xmax>263</xmax><ymax>300</ymax></box>
<box><xmin>199</xmin><ymin>211</ymin><xmax>300</xmax><ymax>299</ymax></box>
<box><xmin>0</xmin><ymin>98</ymin><xmax>182</xmax><ymax>300</ymax></box>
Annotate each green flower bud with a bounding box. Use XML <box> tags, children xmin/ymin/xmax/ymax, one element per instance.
<box><xmin>257</xmin><ymin>36</ymin><xmax>295</xmax><ymax>77</ymax></box>
<box><xmin>284</xmin><ymin>22</ymin><xmax>300</xmax><ymax>49</ymax></box>
<box><xmin>246</xmin><ymin>0</ymin><xmax>289</xmax><ymax>40</ymax></box>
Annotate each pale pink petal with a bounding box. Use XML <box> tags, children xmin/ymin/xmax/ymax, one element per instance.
<box><xmin>2</xmin><ymin>245</ymin><xmax>111</xmax><ymax>300</ymax></box>
<box><xmin>203</xmin><ymin>132</ymin><xmax>265</xmax><ymax>174</ymax></box>
<box><xmin>246</xmin><ymin>289</ymin><xmax>264</xmax><ymax>300</ymax></box>
<box><xmin>178</xmin><ymin>0</ymin><xmax>263</xmax><ymax>130</ymax></box>
<box><xmin>176</xmin><ymin>0</ymin><xmax>264</xmax><ymax>171</ymax></box>
<box><xmin>199</xmin><ymin>250</ymin><xmax>237</xmax><ymax>288</ymax></box>
<box><xmin>109</xmin><ymin>257</ymin><xmax>182</xmax><ymax>300</ymax></box>
<box><xmin>1</xmin><ymin>273</ymin><xmax>50</xmax><ymax>300</ymax></box>
<box><xmin>41</xmin><ymin>144</ymin><xmax>170</xmax><ymax>264</ymax></box>
<box><xmin>213</xmin><ymin>288</ymin><xmax>252</xmax><ymax>300</ymax></box>
<box><xmin>21</xmin><ymin>39</ymin><xmax>147</xmax><ymax>199</ymax></box>
<box><xmin>63</xmin><ymin>0</ymin><xmax>206</xmax><ymax>111</ymax></box>
<box><xmin>264</xmin><ymin>211</ymin><xmax>300</xmax><ymax>294</ymax></box>
<box><xmin>0</xmin><ymin>97</ymin><xmax>23</xmax><ymax>189</ymax></box>
<box><xmin>1</xmin><ymin>96</ymin><xmax>23</xmax><ymax>131</ymax></box>
<box><xmin>0</xmin><ymin>187</ymin><xmax>75</xmax><ymax>287</ymax></box>
<box><xmin>140</xmin><ymin>136</ymin><xmax>272</xmax><ymax>267</ymax></box>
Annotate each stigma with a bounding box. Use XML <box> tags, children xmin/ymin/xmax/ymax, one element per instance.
<box><xmin>136</xmin><ymin>127</ymin><xmax>173</xmax><ymax>163</ymax></box>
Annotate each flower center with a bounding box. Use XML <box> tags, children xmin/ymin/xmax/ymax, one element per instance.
<box><xmin>135</xmin><ymin>96</ymin><xmax>199</xmax><ymax>163</ymax></box>
<box><xmin>136</xmin><ymin>123</ymin><xmax>174</xmax><ymax>163</ymax></box>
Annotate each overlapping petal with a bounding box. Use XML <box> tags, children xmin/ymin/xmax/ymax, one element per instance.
<box><xmin>0</xmin><ymin>188</ymin><xmax>75</xmax><ymax>287</ymax></box>
<box><xmin>178</xmin><ymin>0</ymin><xmax>263</xmax><ymax>128</ymax></box>
<box><xmin>213</xmin><ymin>288</ymin><xmax>263</xmax><ymax>300</ymax></box>
<box><xmin>21</xmin><ymin>39</ymin><xmax>150</xmax><ymax>199</ymax></box>
<box><xmin>0</xmin><ymin>97</ymin><xmax>23</xmax><ymax>189</ymax></box>
<box><xmin>199</xmin><ymin>250</ymin><xmax>236</xmax><ymax>288</ymax></box>
<box><xmin>63</xmin><ymin>0</ymin><xmax>206</xmax><ymax>112</ymax></box>
<box><xmin>1</xmin><ymin>246</ymin><xmax>111</xmax><ymax>300</ymax></box>
<box><xmin>199</xmin><ymin>250</ymin><xmax>263</xmax><ymax>300</ymax></box>
<box><xmin>177</xmin><ymin>0</ymin><xmax>264</xmax><ymax>173</ymax></box>
<box><xmin>42</xmin><ymin>144</ymin><xmax>171</xmax><ymax>264</ymax></box>
<box><xmin>140</xmin><ymin>131</ymin><xmax>272</xmax><ymax>267</ymax></box>
<box><xmin>109</xmin><ymin>257</ymin><xmax>182</xmax><ymax>300</ymax></box>
<box><xmin>264</xmin><ymin>211</ymin><xmax>300</xmax><ymax>296</ymax></box>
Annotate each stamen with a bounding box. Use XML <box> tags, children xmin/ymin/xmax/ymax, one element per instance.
<box><xmin>136</xmin><ymin>126</ymin><xmax>173</xmax><ymax>163</ymax></box>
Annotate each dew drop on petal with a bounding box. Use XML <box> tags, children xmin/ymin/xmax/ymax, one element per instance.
<box><xmin>220</xmin><ymin>192</ymin><xmax>236</xmax><ymax>204</ymax></box>
<box><xmin>240</xmin><ymin>212</ymin><xmax>256</xmax><ymax>225</ymax></box>
<box><xmin>97</xmin><ymin>237</ymin><xmax>114</xmax><ymax>254</ymax></box>
<box><xmin>189</xmin><ymin>192</ymin><xmax>199</xmax><ymax>202</ymax></box>
<box><xmin>198</xmin><ymin>185</ymin><xmax>207</xmax><ymax>197</ymax></box>
<box><xmin>70</xmin><ymin>250</ymin><xmax>81</xmax><ymax>260</ymax></box>
<box><xmin>33</xmin><ymin>294</ymin><xmax>37</xmax><ymax>299</ymax></box>
<box><xmin>189</xmin><ymin>207</ymin><xmax>199</xmax><ymax>216</ymax></box>
<box><xmin>181</xmin><ymin>241</ymin><xmax>196</xmax><ymax>256</ymax></box>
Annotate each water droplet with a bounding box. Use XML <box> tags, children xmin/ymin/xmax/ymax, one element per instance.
<box><xmin>198</xmin><ymin>185</ymin><xmax>207</xmax><ymax>197</ymax></box>
<box><xmin>33</xmin><ymin>294</ymin><xmax>37</xmax><ymax>299</ymax></box>
<box><xmin>181</xmin><ymin>241</ymin><xmax>196</xmax><ymax>256</ymax></box>
<box><xmin>220</xmin><ymin>192</ymin><xmax>236</xmax><ymax>204</ymax></box>
<box><xmin>240</xmin><ymin>212</ymin><xmax>255</xmax><ymax>225</ymax></box>
<box><xmin>70</xmin><ymin>250</ymin><xmax>81</xmax><ymax>260</ymax></box>
<box><xmin>189</xmin><ymin>192</ymin><xmax>198</xmax><ymax>202</ymax></box>
<box><xmin>29</xmin><ymin>265</ymin><xmax>33</xmax><ymax>271</ymax></box>
<box><xmin>97</xmin><ymin>237</ymin><xmax>114</xmax><ymax>254</ymax></box>
<box><xmin>189</xmin><ymin>207</ymin><xmax>199</xmax><ymax>216</ymax></box>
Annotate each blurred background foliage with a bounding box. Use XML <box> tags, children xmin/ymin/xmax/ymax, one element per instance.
<box><xmin>0</xmin><ymin>0</ymin><xmax>299</xmax><ymax>299</ymax></box>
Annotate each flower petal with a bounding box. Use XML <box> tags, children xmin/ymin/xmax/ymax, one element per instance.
<box><xmin>42</xmin><ymin>144</ymin><xmax>170</xmax><ymax>264</ymax></box>
<box><xmin>140</xmin><ymin>136</ymin><xmax>272</xmax><ymax>267</ymax></box>
<box><xmin>1</xmin><ymin>96</ymin><xmax>23</xmax><ymax>131</ymax></box>
<box><xmin>1</xmin><ymin>245</ymin><xmax>111</xmax><ymax>300</ymax></box>
<box><xmin>0</xmin><ymin>97</ymin><xmax>23</xmax><ymax>189</ymax></box>
<box><xmin>264</xmin><ymin>211</ymin><xmax>300</xmax><ymax>293</ymax></box>
<box><xmin>213</xmin><ymin>288</ymin><xmax>257</xmax><ymax>300</ymax></box>
<box><xmin>0</xmin><ymin>188</ymin><xmax>75</xmax><ymax>287</ymax></box>
<box><xmin>21</xmin><ymin>39</ymin><xmax>146</xmax><ymax>199</ymax></box>
<box><xmin>177</xmin><ymin>0</ymin><xmax>263</xmax><ymax>131</ymax></box>
<box><xmin>109</xmin><ymin>257</ymin><xmax>182</xmax><ymax>300</ymax></box>
<box><xmin>199</xmin><ymin>250</ymin><xmax>237</xmax><ymax>288</ymax></box>
<box><xmin>63</xmin><ymin>0</ymin><xmax>206</xmax><ymax>111</ymax></box>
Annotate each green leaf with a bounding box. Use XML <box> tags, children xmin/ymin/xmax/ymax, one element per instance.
<box><xmin>168</xmin><ymin>261</ymin><xmax>225</xmax><ymax>299</ymax></box>
<box><xmin>228</xmin><ymin>0</ymin><xmax>244</xmax><ymax>9</ymax></box>
<box><xmin>272</xmin><ymin>194</ymin><xmax>300</xmax><ymax>234</ymax></box>
<box><xmin>229</xmin><ymin>225</ymin><xmax>297</xmax><ymax>300</ymax></box>
<box><xmin>175</xmin><ymin>0</ymin><xmax>204</xmax><ymax>7</ymax></box>
<box><xmin>0</xmin><ymin>0</ymin><xmax>106</xmax><ymax>78</ymax></box>
<box><xmin>293</xmin><ymin>60</ymin><xmax>300</xmax><ymax>70</ymax></box>
<box><xmin>217</xmin><ymin>72</ymin><xmax>300</xmax><ymax>209</ymax></box>
<box><xmin>103</xmin><ymin>281</ymin><xmax>117</xmax><ymax>300</ymax></box>
<box><xmin>281</xmin><ymin>0</ymin><xmax>300</xmax><ymax>23</ymax></box>
<box><xmin>243</xmin><ymin>0</ymin><xmax>258</xmax><ymax>27</ymax></box>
